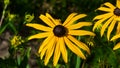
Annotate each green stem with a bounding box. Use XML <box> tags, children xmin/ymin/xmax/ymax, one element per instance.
<box><xmin>75</xmin><ymin>56</ymin><xmax>82</xmax><ymax>68</ymax></box>
<box><xmin>0</xmin><ymin>4</ymin><xmax>8</xmax><ymax>27</ymax></box>
<box><xmin>75</xmin><ymin>36</ymin><xmax>82</xmax><ymax>68</ymax></box>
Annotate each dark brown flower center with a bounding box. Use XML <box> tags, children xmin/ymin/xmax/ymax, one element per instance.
<box><xmin>53</xmin><ymin>25</ymin><xmax>67</xmax><ymax>37</ymax></box>
<box><xmin>114</xmin><ymin>8</ymin><xmax>120</xmax><ymax>16</ymax></box>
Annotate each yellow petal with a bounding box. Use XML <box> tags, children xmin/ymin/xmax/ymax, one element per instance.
<box><xmin>46</xmin><ymin>13</ymin><xmax>60</xmax><ymax>25</ymax></box>
<box><xmin>93</xmin><ymin>13</ymin><xmax>113</xmax><ymax>20</ymax></box>
<box><xmin>117</xmin><ymin>0</ymin><xmax>120</xmax><ymax>8</ymax></box>
<box><xmin>101</xmin><ymin>16</ymin><xmax>114</xmax><ymax>37</ymax></box>
<box><xmin>53</xmin><ymin>40</ymin><xmax>61</xmax><ymax>66</ymax></box>
<box><xmin>26</xmin><ymin>23</ymin><xmax>52</xmax><ymax>31</ymax></box>
<box><xmin>39</xmin><ymin>14</ymin><xmax>55</xmax><ymax>27</ymax></box>
<box><xmin>110</xmin><ymin>34</ymin><xmax>120</xmax><ymax>41</ymax></box>
<box><xmin>98</xmin><ymin>7</ymin><xmax>112</xmax><ymax>12</ymax></box>
<box><xmin>69</xmin><ymin>30</ymin><xmax>95</xmax><ymax>36</ymax></box>
<box><xmin>113</xmin><ymin>42</ymin><xmax>120</xmax><ymax>50</ymax></box>
<box><xmin>64</xmin><ymin>36</ymin><xmax>86</xmax><ymax>59</ymax></box>
<box><xmin>40</xmin><ymin>45</ymin><xmax>48</xmax><ymax>59</ymax></box>
<box><xmin>65</xmin><ymin>14</ymin><xmax>87</xmax><ymax>27</ymax></box>
<box><xmin>67</xmin><ymin>22</ymin><xmax>92</xmax><ymax>29</ymax></box>
<box><xmin>40</xmin><ymin>35</ymin><xmax>54</xmax><ymax>59</ymax></box>
<box><xmin>28</xmin><ymin>32</ymin><xmax>51</xmax><ymax>40</ymax></box>
<box><xmin>59</xmin><ymin>37</ymin><xmax>68</xmax><ymax>63</ymax></box>
<box><xmin>104</xmin><ymin>2</ymin><xmax>115</xmax><ymax>9</ymax></box>
<box><xmin>67</xmin><ymin>35</ymin><xmax>90</xmax><ymax>54</ymax></box>
<box><xmin>116</xmin><ymin>22</ymin><xmax>120</xmax><ymax>34</ymax></box>
<box><xmin>93</xmin><ymin>14</ymin><xmax>113</xmax><ymax>31</ymax></box>
<box><xmin>107</xmin><ymin>19</ymin><xmax>116</xmax><ymax>40</ymax></box>
<box><xmin>44</xmin><ymin>45</ymin><xmax>55</xmax><ymax>66</ymax></box>
<box><xmin>38</xmin><ymin>34</ymin><xmax>53</xmax><ymax>53</ymax></box>
<box><xmin>44</xmin><ymin>36</ymin><xmax>56</xmax><ymax>65</ymax></box>
<box><xmin>63</xmin><ymin>13</ymin><xmax>77</xmax><ymax>26</ymax></box>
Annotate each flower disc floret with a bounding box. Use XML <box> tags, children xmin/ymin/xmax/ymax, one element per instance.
<box><xmin>53</xmin><ymin>25</ymin><xmax>67</xmax><ymax>37</ymax></box>
<box><xmin>114</xmin><ymin>8</ymin><xmax>120</xmax><ymax>16</ymax></box>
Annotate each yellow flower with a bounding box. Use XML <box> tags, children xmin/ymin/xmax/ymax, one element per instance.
<box><xmin>4</xmin><ymin>0</ymin><xmax>9</xmax><ymax>5</ymax></box>
<box><xmin>93</xmin><ymin>0</ymin><xmax>120</xmax><ymax>40</ymax></box>
<box><xmin>8</xmin><ymin>12</ymin><xmax>16</xmax><ymax>21</ymax></box>
<box><xmin>25</xmin><ymin>14</ymin><xmax>34</xmax><ymax>22</ymax></box>
<box><xmin>11</xmin><ymin>35</ymin><xmax>24</xmax><ymax>47</ymax></box>
<box><xmin>26</xmin><ymin>13</ymin><xmax>95</xmax><ymax>66</ymax></box>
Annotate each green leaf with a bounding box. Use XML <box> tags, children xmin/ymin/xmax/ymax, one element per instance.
<box><xmin>8</xmin><ymin>22</ymin><xmax>17</xmax><ymax>34</ymax></box>
<box><xmin>26</xmin><ymin>47</ymin><xmax>31</xmax><ymax>58</ymax></box>
<box><xmin>17</xmin><ymin>55</ymin><xmax>21</xmax><ymax>66</ymax></box>
<box><xmin>106</xmin><ymin>47</ymin><xmax>117</xmax><ymax>68</ymax></box>
<box><xmin>26</xmin><ymin>64</ymin><xmax>30</xmax><ymax>68</ymax></box>
<box><xmin>0</xmin><ymin>22</ymin><xmax>9</xmax><ymax>35</ymax></box>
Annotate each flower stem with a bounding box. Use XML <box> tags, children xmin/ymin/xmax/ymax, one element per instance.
<box><xmin>0</xmin><ymin>4</ymin><xmax>8</xmax><ymax>27</ymax></box>
<box><xmin>75</xmin><ymin>36</ymin><xmax>82</xmax><ymax>68</ymax></box>
<box><xmin>75</xmin><ymin>56</ymin><xmax>82</xmax><ymax>68</ymax></box>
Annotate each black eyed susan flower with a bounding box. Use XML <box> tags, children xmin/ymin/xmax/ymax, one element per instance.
<box><xmin>26</xmin><ymin>13</ymin><xmax>95</xmax><ymax>66</ymax></box>
<box><xmin>93</xmin><ymin>0</ymin><xmax>120</xmax><ymax>40</ymax></box>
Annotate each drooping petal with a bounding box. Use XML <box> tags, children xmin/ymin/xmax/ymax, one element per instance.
<box><xmin>107</xmin><ymin>19</ymin><xmax>116</xmax><ymax>40</ymax></box>
<box><xmin>93</xmin><ymin>13</ymin><xmax>113</xmax><ymax>20</ymax></box>
<box><xmin>111</xmin><ymin>34</ymin><xmax>120</xmax><ymax>41</ymax></box>
<box><xmin>100</xmin><ymin>16</ymin><xmax>114</xmax><ymax>37</ymax></box>
<box><xmin>39</xmin><ymin>14</ymin><xmax>55</xmax><ymax>27</ymax></box>
<box><xmin>28</xmin><ymin>32</ymin><xmax>51</xmax><ymax>40</ymax></box>
<box><xmin>59</xmin><ymin>37</ymin><xmax>68</xmax><ymax>63</ymax></box>
<box><xmin>53</xmin><ymin>39</ymin><xmax>61</xmax><ymax>66</ymax></box>
<box><xmin>26</xmin><ymin>23</ymin><xmax>52</xmax><ymax>31</ymax></box>
<box><xmin>113</xmin><ymin>42</ymin><xmax>120</xmax><ymax>50</ymax></box>
<box><xmin>97</xmin><ymin>7</ymin><xmax>112</xmax><ymax>12</ymax></box>
<box><xmin>44</xmin><ymin>36</ymin><xmax>56</xmax><ymax>65</ymax></box>
<box><xmin>38</xmin><ymin>34</ymin><xmax>54</xmax><ymax>53</ymax></box>
<box><xmin>69</xmin><ymin>30</ymin><xmax>95</xmax><ymax>36</ymax></box>
<box><xmin>104</xmin><ymin>2</ymin><xmax>115</xmax><ymax>9</ymax></box>
<box><xmin>63</xmin><ymin>13</ymin><xmax>77</xmax><ymax>26</ymax></box>
<box><xmin>40</xmin><ymin>45</ymin><xmax>48</xmax><ymax>59</ymax></box>
<box><xmin>93</xmin><ymin>14</ymin><xmax>113</xmax><ymax>31</ymax></box>
<box><xmin>116</xmin><ymin>0</ymin><xmax>120</xmax><ymax>8</ymax></box>
<box><xmin>116</xmin><ymin>22</ymin><xmax>120</xmax><ymax>34</ymax></box>
<box><xmin>67</xmin><ymin>22</ymin><xmax>92</xmax><ymax>29</ymax></box>
<box><xmin>40</xmin><ymin>35</ymin><xmax>54</xmax><ymax>59</ymax></box>
<box><xmin>67</xmin><ymin>35</ymin><xmax>90</xmax><ymax>54</ymax></box>
<box><xmin>46</xmin><ymin>13</ymin><xmax>60</xmax><ymax>25</ymax></box>
<box><xmin>65</xmin><ymin>14</ymin><xmax>87</xmax><ymax>27</ymax></box>
<box><xmin>64</xmin><ymin>36</ymin><xmax>86</xmax><ymax>59</ymax></box>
